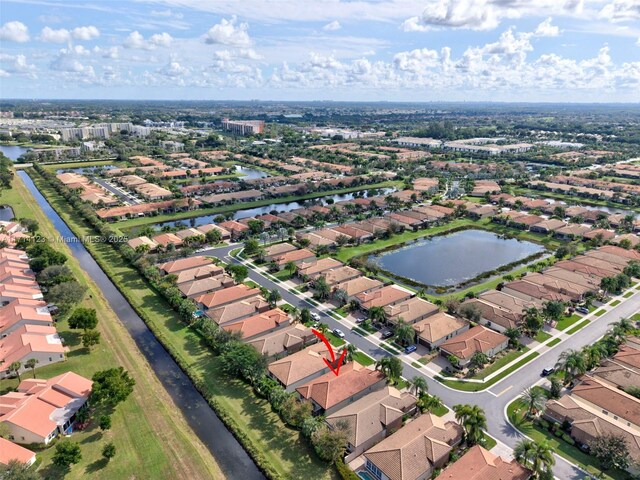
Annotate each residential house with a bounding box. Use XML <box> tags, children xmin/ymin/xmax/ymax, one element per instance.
<box><xmin>384</xmin><ymin>297</ymin><xmax>439</xmax><ymax>326</ymax></box>
<box><xmin>159</xmin><ymin>256</ymin><xmax>212</xmax><ymax>275</ymax></box>
<box><xmin>196</xmin><ymin>284</ymin><xmax>261</xmax><ymax>310</ymax></box>
<box><xmin>178</xmin><ymin>274</ymin><xmax>235</xmax><ymax>298</ymax></box>
<box><xmin>501</xmin><ymin>279</ymin><xmax>573</xmax><ymax>304</ymax></box>
<box><xmin>272</xmin><ymin>248</ymin><xmax>316</xmax><ymax>270</ymax></box>
<box><xmin>0</xmin><ymin>437</ymin><xmax>36</xmax><ymax>466</ymax></box>
<box><xmin>127</xmin><ymin>236</ymin><xmax>158</xmax><ymax>252</ymax></box>
<box><xmin>267</xmin><ymin>343</ymin><xmax>332</xmax><ymax>391</ymax></box>
<box><xmin>0</xmin><ymin>325</ymin><xmax>69</xmax><ymax>379</ymax></box>
<box><xmin>248</xmin><ymin>324</ymin><xmax>317</xmax><ymax>358</ymax></box>
<box><xmin>310</xmin><ymin>266</ymin><xmax>361</xmax><ymax>287</ymax></box>
<box><xmin>152</xmin><ymin>232</ymin><xmax>183</xmax><ymax>249</ymax></box>
<box><xmin>413</xmin><ymin>312</ymin><xmax>470</xmax><ymax>350</ymax></box>
<box><xmin>296</xmin><ymin>362</ymin><xmax>386</xmax><ymax>415</ymax></box>
<box><xmin>355</xmin><ymin>286</ymin><xmax>413</xmax><ymax>313</ymax></box>
<box><xmin>333</xmin><ymin>277</ymin><xmax>384</xmax><ymax>303</ymax></box>
<box><xmin>440</xmin><ymin>445</ymin><xmax>532</xmax><ymax>480</ymax></box>
<box><xmin>196</xmin><ymin>223</ymin><xmax>231</xmax><ymax>241</ymax></box>
<box><xmin>297</xmin><ymin>257</ymin><xmax>343</xmax><ymax>280</ymax></box>
<box><xmin>223</xmin><ymin>308</ymin><xmax>290</xmax><ymax>341</ymax></box>
<box><xmin>173</xmin><ymin>264</ymin><xmax>224</xmax><ymax>285</ymax></box>
<box><xmin>439</xmin><ymin>325</ymin><xmax>509</xmax><ymax>368</ymax></box>
<box><xmin>518</xmin><ymin>273</ymin><xmax>589</xmax><ymax>302</ymax></box>
<box><xmin>263</xmin><ymin>243</ymin><xmax>298</xmax><ymax>261</ymax></box>
<box><xmin>554</xmin><ymin>224</ymin><xmax>591</xmax><ymax>240</ymax></box>
<box><xmin>218</xmin><ymin>220</ymin><xmax>250</xmax><ymax>239</ymax></box>
<box><xmin>1</xmin><ymin>298</ymin><xmax>54</xmax><ymax>337</ymax></box>
<box><xmin>205</xmin><ymin>296</ymin><xmax>270</xmax><ymax>326</ymax></box>
<box><xmin>594</xmin><ymin>345</ymin><xmax>640</xmax><ymax>389</ymax></box>
<box><xmin>363</xmin><ymin>413</ymin><xmax>464</xmax><ymax>480</ymax></box>
<box><xmin>529</xmin><ymin>218</ymin><xmax>567</xmax><ymax>234</ymax></box>
<box><xmin>326</xmin><ymin>386</ymin><xmax>417</xmax><ymax>462</ymax></box>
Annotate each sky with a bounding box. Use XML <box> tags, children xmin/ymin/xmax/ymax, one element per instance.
<box><xmin>1</xmin><ymin>0</ymin><xmax>640</xmax><ymax>102</ymax></box>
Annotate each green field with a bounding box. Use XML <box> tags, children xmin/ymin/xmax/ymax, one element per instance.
<box><xmin>351</xmin><ymin>351</ymin><xmax>375</xmax><ymax>366</ymax></box>
<box><xmin>0</xmin><ymin>175</ymin><xmax>223</xmax><ymax>480</ymax></box>
<box><xmin>467</xmin><ymin>348</ymin><xmax>529</xmax><ymax>380</ymax></box>
<box><xmin>534</xmin><ymin>331</ymin><xmax>552</xmax><ymax>343</ymax></box>
<box><xmin>556</xmin><ymin>314</ymin><xmax>582</xmax><ymax>331</ymax></box>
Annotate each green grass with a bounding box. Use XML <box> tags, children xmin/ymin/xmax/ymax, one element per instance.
<box><xmin>556</xmin><ymin>314</ymin><xmax>582</xmax><ymax>331</ymax></box>
<box><xmin>633</xmin><ymin>313</ymin><xmax>640</xmax><ymax>321</ymax></box>
<box><xmin>479</xmin><ymin>433</ymin><xmax>497</xmax><ymax>450</ymax></box>
<box><xmin>0</xmin><ymin>174</ymin><xmax>223</xmax><ymax>480</ymax></box>
<box><xmin>379</xmin><ymin>343</ymin><xmax>402</xmax><ymax>355</ymax></box>
<box><xmin>467</xmin><ymin>348</ymin><xmax>529</xmax><ymax>380</ymax></box>
<box><xmin>42</xmin><ymin>159</ymin><xmax>125</xmax><ymax>170</ymax></box>
<box><xmin>418</xmin><ymin>357</ymin><xmax>430</xmax><ymax>365</ymax></box>
<box><xmin>351</xmin><ymin>326</ymin><xmax>371</xmax><ymax>337</ymax></box>
<box><xmin>436</xmin><ymin>352</ymin><xmax>540</xmax><ymax>391</ymax></box>
<box><xmin>351</xmin><ymin>351</ymin><xmax>375</xmax><ymax>366</ymax></box>
<box><xmin>594</xmin><ymin>309</ymin><xmax>606</xmax><ymax>317</ymax></box>
<box><xmin>273</xmin><ymin>269</ymin><xmax>293</xmax><ymax>281</ymax></box>
<box><xmin>411</xmin><ymin>362</ymin><xmax>423</xmax><ymax>369</ymax></box>
<box><xmin>513</xmin><ymin>187</ymin><xmax>640</xmax><ymax>213</ymax></box>
<box><xmin>430</xmin><ymin>404</ymin><xmax>449</xmax><ymax>417</ymax></box>
<box><xmin>547</xmin><ymin>338</ymin><xmax>562</xmax><ymax>348</ymax></box>
<box><xmin>507</xmin><ymin>398</ymin><xmax>627</xmax><ymax>480</ymax></box>
<box><xmin>26</xmin><ymin>170</ymin><xmax>337</xmax><ymax>480</ymax></box>
<box><xmin>623</xmin><ymin>291</ymin><xmax>634</xmax><ymax>298</ymax></box>
<box><xmin>394</xmin><ymin>378</ymin><xmax>409</xmax><ymax>390</ymax></box>
<box><xmin>609</xmin><ymin>299</ymin><xmax>621</xmax><ymax>307</ymax></box>
<box><xmin>325</xmin><ymin>332</ymin><xmax>347</xmax><ymax>347</ymax></box>
<box><xmin>534</xmin><ymin>331</ymin><xmax>552</xmax><ymax>343</ymax></box>
<box><xmin>566</xmin><ymin>320</ymin><xmax>590</xmax><ymax>335</ymax></box>
<box><xmin>118</xmin><ymin>180</ymin><xmax>401</xmax><ymax>231</ymax></box>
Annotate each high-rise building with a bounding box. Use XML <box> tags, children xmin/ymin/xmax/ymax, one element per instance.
<box><xmin>221</xmin><ymin>118</ymin><xmax>265</xmax><ymax>136</ymax></box>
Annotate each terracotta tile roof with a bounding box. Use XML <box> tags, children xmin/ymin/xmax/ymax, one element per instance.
<box><xmin>311</xmin><ymin>266</ymin><xmax>361</xmax><ymax>286</ymax></box>
<box><xmin>439</xmin><ymin>325</ymin><xmax>508</xmax><ymax>360</ymax></box>
<box><xmin>355</xmin><ymin>285</ymin><xmax>412</xmax><ymax>310</ymax></box>
<box><xmin>160</xmin><ymin>256</ymin><xmax>212</xmax><ymax>274</ymax></box>
<box><xmin>178</xmin><ymin>274</ymin><xmax>234</xmax><ymax>298</ymax></box>
<box><xmin>326</xmin><ymin>386</ymin><xmax>417</xmax><ymax>449</ymax></box>
<box><xmin>0</xmin><ymin>437</ymin><xmax>35</xmax><ymax>465</ymax></box>
<box><xmin>440</xmin><ymin>445</ymin><xmax>532</xmax><ymax>480</ymax></box>
<box><xmin>502</xmin><ymin>280</ymin><xmax>572</xmax><ymax>303</ymax></box>
<box><xmin>553</xmin><ymin>259</ymin><xmax>617</xmax><ymax>279</ymax></box>
<box><xmin>614</xmin><ymin>344</ymin><xmax>640</xmax><ymax>370</ymax></box>
<box><xmin>197</xmin><ymin>285</ymin><xmax>261</xmax><ymax>309</ymax></box>
<box><xmin>384</xmin><ymin>297</ymin><xmax>439</xmax><ymax>324</ymax></box>
<box><xmin>333</xmin><ymin>277</ymin><xmax>383</xmax><ymax>297</ymax></box>
<box><xmin>0</xmin><ymin>325</ymin><xmax>67</xmax><ymax>366</ymax></box>
<box><xmin>267</xmin><ymin>343</ymin><xmax>332</xmax><ymax>387</ymax></box>
<box><xmin>174</xmin><ymin>264</ymin><xmax>224</xmax><ymax>285</ymax></box>
<box><xmin>223</xmin><ymin>308</ymin><xmax>290</xmax><ymax>340</ymax></box>
<box><xmin>296</xmin><ymin>362</ymin><xmax>385</xmax><ymax>410</ymax></box>
<box><xmin>572</xmin><ymin>376</ymin><xmax>640</xmax><ymax>427</ymax></box>
<box><xmin>127</xmin><ymin>236</ymin><xmax>158</xmax><ymax>251</ymax></box>
<box><xmin>297</xmin><ymin>258</ymin><xmax>343</xmax><ymax>277</ymax></box>
<box><xmin>264</xmin><ymin>242</ymin><xmax>297</xmax><ymax>258</ymax></box>
<box><xmin>273</xmin><ymin>248</ymin><xmax>315</xmax><ymax>266</ymax></box>
<box><xmin>248</xmin><ymin>324</ymin><xmax>315</xmax><ymax>357</ymax></box>
<box><xmin>413</xmin><ymin>312</ymin><xmax>469</xmax><ymax>343</ymax></box>
<box><xmin>152</xmin><ymin>232</ymin><xmax>183</xmax><ymax>247</ymax></box>
<box><xmin>364</xmin><ymin>413</ymin><xmax>463</xmax><ymax>480</ymax></box>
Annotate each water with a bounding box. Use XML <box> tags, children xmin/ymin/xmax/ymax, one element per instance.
<box><xmin>16</xmin><ymin>170</ymin><xmax>264</xmax><ymax>479</ymax></box>
<box><xmin>156</xmin><ymin>187</ymin><xmax>396</xmax><ymax>229</ymax></box>
<box><xmin>369</xmin><ymin>229</ymin><xmax>545</xmax><ymax>287</ymax></box>
<box><xmin>235</xmin><ymin>164</ymin><xmax>269</xmax><ymax>179</ymax></box>
<box><xmin>0</xmin><ymin>145</ymin><xmax>30</xmax><ymax>161</ymax></box>
<box><xmin>0</xmin><ymin>205</ymin><xmax>15</xmax><ymax>221</ymax></box>
<box><xmin>55</xmin><ymin>165</ymin><xmax>117</xmax><ymax>174</ymax></box>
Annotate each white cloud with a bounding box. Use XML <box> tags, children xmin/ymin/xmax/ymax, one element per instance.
<box><xmin>0</xmin><ymin>69</ymin><xmax>9</xmax><ymax>77</ymax></box>
<box><xmin>50</xmin><ymin>47</ymin><xmax>95</xmax><ymax>74</ymax></box>
<box><xmin>158</xmin><ymin>60</ymin><xmax>189</xmax><ymax>77</ymax></box>
<box><xmin>0</xmin><ymin>53</ymin><xmax>37</xmax><ymax>77</ymax></box>
<box><xmin>151</xmin><ymin>9</ymin><xmax>184</xmax><ymax>19</ymax></box>
<box><xmin>402</xmin><ymin>0</ymin><xmax>585</xmax><ymax>32</ymax></box>
<box><xmin>72</xmin><ymin>25</ymin><xmax>100</xmax><ymax>40</ymax></box>
<box><xmin>323</xmin><ymin>20</ymin><xmax>341</xmax><ymax>31</ymax></box>
<box><xmin>40</xmin><ymin>27</ymin><xmax>71</xmax><ymax>43</ymax></box>
<box><xmin>600</xmin><ymin>0</ymin><xmax>640</xmax><ymax>22</ymax></box>
<box><xmin>0</xmin><ymin>21</ymin><xmax>30</xmax><ymax>43</ymax></box>
<box><xmin>535</xmin><ymin>18</ymin><xmax>560</xmax><ymax>37</ymax></box>
<box><xmin>93</xmin><ymin>46</ymin><xmax>119</xmax><ymax>59</ymax></box>
<box><xmin>204</xmin><ymin>16</ymin><xmax>251</xmax><ymax>46</ymax></box>
<box><xmin>123</xmin><ymin>31</ymin><xmax>173</xmax><ymax>49</ymax></box>
<box><xmin>637</xmin><ymin>37</ymin><xmax>640</xmax><ymax>46</ymax></box>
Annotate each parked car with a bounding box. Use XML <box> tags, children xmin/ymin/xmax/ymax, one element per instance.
<box><xmin>380</xmin><ymin>330</ymin><xmax>393</xmax><ymax>339</ymax></box>
<box><xmin>333</xmin><ymin>328</ymin><xmax>345</xmax><ymax>338</ymax></box>
<box><xmin>576</xmin><ymin>307</ymin><xmax>589</xmax><ymax>314</ymax></box>
<box><xmin>541</xmin><ymin>367</ymin><xmax>555</xmax><ymax>377</ymax></box>
<box><xmin>404</xmin><ymin>345</ymin><xmax>417</xmax><ymax>354</ymax></box>
<box><xmin>311</xmin><ymin>312</ymin><xmax>321</xmax><ymax>321</ymax></box>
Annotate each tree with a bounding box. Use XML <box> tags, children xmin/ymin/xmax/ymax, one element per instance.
<box><xmin>226</xmin><ymin>264</ymin><xmax>248</xmax><ymax>283</ymax></box>
<box><xmin>285</xmin><ymin>260</ymin><xmax>297</xmax><ymax>276</ymax></box>
<box><xmin>549</xmin><ymin>378</ymin><xmax>562</xmax><ymax>399</ymax></box>
<box><xmin>8</xmin><ymin>361</ymin><xmax>21</xmax><ymax>382</ymax></box>
<box><xmin>46</xmin><ymin>281</ymin><xmax>87</xmax><ymax>309</ymax></box>
<box><xmin>311</xmin><ymin>420</ymin><xmax>350</xmax><ymax>462</ymax></box>
<box><xmin>266</xmin><ymin>289</ymin><xmax>281</xmax><ymax>308</ymax></box>
<box><xmin>523</xmin><ymin>306</ymin><xmax>544</xmax><ymax>336</ymax></box>
<box><xmin>102</xmin><ymin>442</ymin><xmax>117</xmax><ymax>462</ymax></box>
<box><xmin>52</xmin><ymin>440</ymin><xmax>82</xmax><ymax>467</ymax></box>
<box><xmin>38</xmin><ymin>264</ymin><xmax>73</xmax><ymax>286</ymax></box>
<box><xmin>82</xmin><ymin>330</ymin><xmax>101</xmax><ymax>350</ymax></box>
<box><xmin>25</xmin><ymin>358</ymin><xmax>38</xmax><ymax>379</ymax></box>
<box><xmin>0</xmin><ymin>459</ymin><xmax>39</xmax><ymax>480</ymax></box>
<box><xmin>205</xmin><ymin>228</ymin><xmax>222</xmax><ymax>244</ymax></box>
<box><xmin>99</xmin><ymin>414</ymin><xmax>111</xmax><ymax>431</ymax></box>
<box><xmin>334</xmin><ymin>288</ymin><xmax>348</xmax><ymax>306</ymax></box>
<box><xmin>504</xmin><ymin>327</ymin><xmax>522</xmax><ymax>348</ymax></box>
<box><xmin>300</xmin><ymin>308</ymin><xmax>311</xmax><ymax>324</ymax></box>
<box><xmin>375</xmin><ymin>357</ymin><xmax>403</xmax><ymax>384</ymax></box>
<box><xmin>453</xmin><ymin>404</ymin><xmax>487</xmax><ymax>446</ymax></box>
<box><xmin>514</xmin><ymin>439</ymin><xmax>555</xmax><ymax>478</ymax></box>
<box><xmin>68</xmin><ymin>307</ymin><xmax>98</xmax><ymax>332</ymax></box>
<box><xmin>90</xmin><ymin>367</ymin><xmax>135</xmax><ymax>406</ymax></box>
<box><xmin>243</xmin><ymin>238</ymin><xmax>260</xmax><ymax>255</ymax></box>
<box><xmin>342</xmin><ymin>343</ymin><xmax>357</xmax><ymax>363</ymax></box>
<box><xmin>520</xmin><ymin>387</ymin><xmax>547</xmax><ymax>417</ymax></box>
<box><xmin>368</xmin><ymin>306</ymin><xmax>386</xmax><ymax>324</ymax></box>
<box><xmin>583</xmin><ymin>343</ymin><xmax>608</xmax><ymax>370</ymax></box>
<box><xmin>470</xmin><ymin>351</ymin><xmax>489</xmax><ymax>372</ymax></box>
<box><xmin>394</xmin><ymin>320</ymin><xmax>415</xmax><ymax>347</ymax></box>
<box><xmin>314</xmin><ymin>276</ymin><xmax>330</xmax><ymax>301</ymax></box>
<box><xmin>444</xmin><ymin>297</ymin><xmax>461</xmax><ymax>315</ymax></box>
<box><xmin>459</xmin><ymin>303</ymin><xmax>481</xmax><ymax>323</ymax></box>
<box><xmin>418</xmin><ymin>394</ymin><xmax>444</xmax><ymax>414</ymax></box>
<box><xmin>542</xmin><ymin>301</ymin><xmax>565</xmax><ymax>324</ymax></box>
<box><xmin>555</xmin><ymin>349</ymin><xmax>586</xmax><ymax>385</ymax></box>
<box><xmin>408</xmin><ymin>376</ymin><xmax>428</xmax><ymax>398</ymax></box>
<box><xmin>589</xmin><ymin>434</ymin><xmax>630</xmax><ymax>471</ymax></box>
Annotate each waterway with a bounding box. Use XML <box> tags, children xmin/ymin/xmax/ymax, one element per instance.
<box><xmin>159</xmin><ymin>187</ymin><xmax>396</xmax><ymax>229</ymax></box>
<box><xmin>234</xmin><ymin>164</ymin><xmax>268</xmax><ymax>179</ymax></box>
<box><xmin>0</xmin><ymin>205</ymin><xmax>15</xmax><ymax>221</ymax></box>
<box><xmin>369</xmin><ymin>229</ymin><xmax>545</xmax><ymax>287</ymax></box>
<box><xmin>16</xmin><ymin>170</ymin><xmax>265</xmax><ymax>480</ymax></box>
<box><xmin>0</xmin><ymin>145</ymin><xmax>30</xmax><ymax>161</ymax></box>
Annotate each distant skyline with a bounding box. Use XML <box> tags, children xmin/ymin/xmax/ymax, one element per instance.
<box><xmin>1</xmin><ymin>0</ymin><xmax>639</xmax><ymax>103</ymax></box>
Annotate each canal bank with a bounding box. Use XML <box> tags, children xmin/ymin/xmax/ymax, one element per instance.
<box><xmin>17</xmin><ymin>170</ymin><xmax>265</xmax><ymax>480</ymax></box>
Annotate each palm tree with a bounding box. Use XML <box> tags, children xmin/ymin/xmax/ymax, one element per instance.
<box><xmin>267</xmin><ymin>289</ymin><xmax>282</xmax><ymax>308</ymax></box>
<box><xmin>504</xmin><ymin>327</ymin><xmax>522</xmax><ymax>348</ymax></box>
<box><xmin>368</xmin><ymin>306</ymin><xmax>386</xmax><ymax>325</ymax></box>
<box><xmin>418</xmin><ymin>394</ymin><xmax>443</xmax><ymax>414</ymax></box>
<box><xmin>408</xmin><ymin>376</ymin><xmax>428</xmax><ymax>398</ymax></box>
<box><xmin>285</xmin><ymin>261</ymin><xmax>297</xmax><ymax>276</ymax></box>
<box><xmin>317</xmin><ymin>323</ymin><xmax>329</xmax><ymax>335</ymax></box>
<box><xmin>25</xmin><ymin>358</ymin><xmax>38</xmax><ymax>379</ymax></box>
<box><xmin>520</xmin><ymin>387</ymin><xmax>547</xmax><ymax>417</ymax></box>
<box><xmin>453</xmin><ymin>404</ymin><xmax>487</xmax><ymax>446</ymax></box>
<box><xmin>314</xmin><ymin>277</ymin><xmax>331</xmax><ymax>301</ymax></box>
<box><xmin>8</xmin><ymin>361</ymin><xmax>22</xmax><ymax>383</ymax></box>
<box><xmin>334</xmin><ymin>288</ymin><xmax>349</xmax><ymax>307</ymax></box>
<box><xmin>583</xmin><ymin>343</ymin><xmax>608</xmax><ymax>370</ymax></box>
<box><xmin>514</xmin><ymin>439</ymin><xmax>555</xmax><ymax>478</ymax></box>
<box><xmin>555</xmin><ymin>349</ymin><xmax>587</xmax><ymax>386</ymax></box>
<box><xmin>394</xmin><ymin>320</ymin><xmax>415</xmax><ymax>347</ymax></box>
<box><xmin>609</xmin><ymin>318</ymin><xmax>633</xmax><ymax>335</ymax></box>
<box><xmin>342</xmin><ymin>344</ymin><xmax>357</xmax><ymax>363</ymax></box>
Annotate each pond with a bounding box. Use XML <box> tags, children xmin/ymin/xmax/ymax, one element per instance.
<box><xmin>0</xmin><ymin>145</ymin><xmax>30</xmax><ymax>161</ymax></box>
<box><xmin>0</xmin><ymin>205</ymin><xmax>15</xmax><ymax>221</ymax></box>
<box><xmin>234</xmin><ymin>164</ymin><xmax>269</xmax><ymax>180</ymax></box>
<box><xmin>55</xmin><ymin>165</ymin><xmax>118</xmax><ymax>174</ymax></box>
<box><xmin>369</xmin><ymin>229</ymin><xmax>545</xmax><ymax>287</ymax></box>
<box><xmin>155</xmin><ymin>187</ymin><xmax>396</xmax><ymax>229</ymax></box>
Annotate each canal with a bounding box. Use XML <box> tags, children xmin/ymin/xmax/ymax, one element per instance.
<box><xmin>0</xmin><ymin>144</ymin><xmax>30</xmax><ymax>161</ymax></box>
<box><xmin>17</xmin><ymin>171</ymin><xmax>264</xmax><ymax>480</ymax></box>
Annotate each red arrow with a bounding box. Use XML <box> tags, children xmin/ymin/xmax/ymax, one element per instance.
<box><xmin>312</xmin><ymin>328</ymin><xmax>347</xmax><ymax>376</ymax></box>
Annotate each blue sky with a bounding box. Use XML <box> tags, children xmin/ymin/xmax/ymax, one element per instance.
<box><xmin>1</xmin><ymin>0</ymin><xmax>639</xmax><ymax>102</ymax></box>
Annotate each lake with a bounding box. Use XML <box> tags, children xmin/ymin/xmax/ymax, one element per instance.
<box><xmin>234</xmin><ymin>165</ymin><xmax>268</xmax><ymax>179</ymax></box>
<box><xmin>0</xmin><ymin>145</ymin><xmax>30</xmax><ymax>161</ymax></box>
<box><xmin>0</xmin><ymin>205</ymin><xmax>15</xmax><ymax>221</ymax></box>
<box><xmin>369</xmin><ymin>229</ymin><xmax>545</xmax><ymax>287</ymax></box>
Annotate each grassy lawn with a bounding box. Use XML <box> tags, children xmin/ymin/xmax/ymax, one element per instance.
<box><xmin>513</xmin><ymin>187</ymin><xmax>640</xmax><ymax>213</ymax></box>
<box><xmin>351</xmin><ymin>326</ymin><xmax>371</xmax><ymax>336</ymax></box>
<box><xmin>507</xmin><ymin>398</ymin><xmax>627</xmax><ymax>480</ymax></box>
<box><xmin>0</xmin><ymin>174</ymin><xmax>223</xmax><ymax>480</ymax></box>
<box><xmin>26</xmin><ymin>170</ymin><xmax>338</xmax><ymax>480</ymax></box>
<box><xmin>468</xmin><ymin>348</ymin><xmax>529</xmax><ymax>380</ymax></box>
<box><xmin>325</xmin><ymin>332</ymin><xmax>347</xmax><ymax>347</ymax></box>
<box><xmin>633</xmin><ymin>313</ymin><xmax>640</xmax><ymax>321</ymax></box>
<box><xmin>42</xmin><ymin>159</ymin><xmax>125</xmax><ymax>170</ymax></box>
<box><xmin>566</xmin><ymin>320</ymin><xmax>590</xmax><ymax>335</ymax></box>
<box><xmin>431</xmin><ymin>404</ymin><xmax>449</xmax><ymax>417</ymax></box>
<box><xmin>273</xmin><ymin>269</ymin><xmax>293</xmax><ymax>281</ymax></box>
<box><xmin>556</xmin><ymin>314</ymin><xmax>582</xmax><ymax>331</ymax></box>
<box><xmin>436</xmin><ymin>352</ymin><xmax>540</xmax><ymax>392</ymax></box>
<box><xmin>333</xmin><ymin>306</ymin><xmax>350</xmax><ymax>317</ymax></box>
<box><xmin>534</xmin><ymin>331</ymin><xmax>552</xmax><ymax>343</ymax></box>
<box><xmin>117</xmin><ymin>180</ymin><xmax>401</xmax><ymax>231</ymax></box>
<box><xmin>594</xmin><ymin>309</ymin><xmax>606</xmax><ymax>317</ymax></box>
<box><xmin>352</xmin><ymin>351</ymin><xmax>375</xmax><ymax>366</ymax></box>
<box><xmin>610</xmin><ymin>299</ymin><xmax>621</xmax><ymax>307</ymax></box>
<box><xmin>480</xmin><ymin>433</ymin><xmax>497</xmax><ymax>450</ymax></box>
<box><xmin>623</xmin><ymin>291</ymin><xmax>634</xmax><ymax>298</ymax></box>
<box><xmin>547</xmin><ymin>338</ymin><xmax>562</xmax><ymax>348</ymax></box>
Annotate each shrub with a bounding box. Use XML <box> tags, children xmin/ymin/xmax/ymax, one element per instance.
<box><xmin>562</xmin><ymin>434</ymin><xmax>575</xmax><ymax>445</ymax></box>
<box><xmin>536</xmin><ymin>418</ymin><xmax>550</xmax><ymax>430</ymax></box>
<box><xmin>555</xmin><ymin>429</ymin><xmax>563</xmax><ymax>437</ymax></box>
<box><xmin>335</xmin><ymin>460</ymin><xmax>359</xmax><ymax>480</ymax></box>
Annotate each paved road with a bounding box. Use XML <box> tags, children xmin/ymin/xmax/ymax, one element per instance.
<box><xmin>204</xmin><ymin>242</ymin><xmax>640</xmax><ymax>480</ymax></box>
<box><xmin>92</xmin><ymin>177</ymin><xmax>140</xmax><ymax>204</ymax></box>
<box><xmin>19</xmin><ymin>171</ymin><xmax>265</xmax><ymax>480</ymax></box>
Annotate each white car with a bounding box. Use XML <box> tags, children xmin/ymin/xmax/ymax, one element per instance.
<box><xmin>311</xmin><ymin>312</ymin><xmax>321</xmax><ymax>321</ymax></box>
<box><xmin>333</xmin><ymin>328</ymin><xmax>345</xmax><ymax>338</ymax></box>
